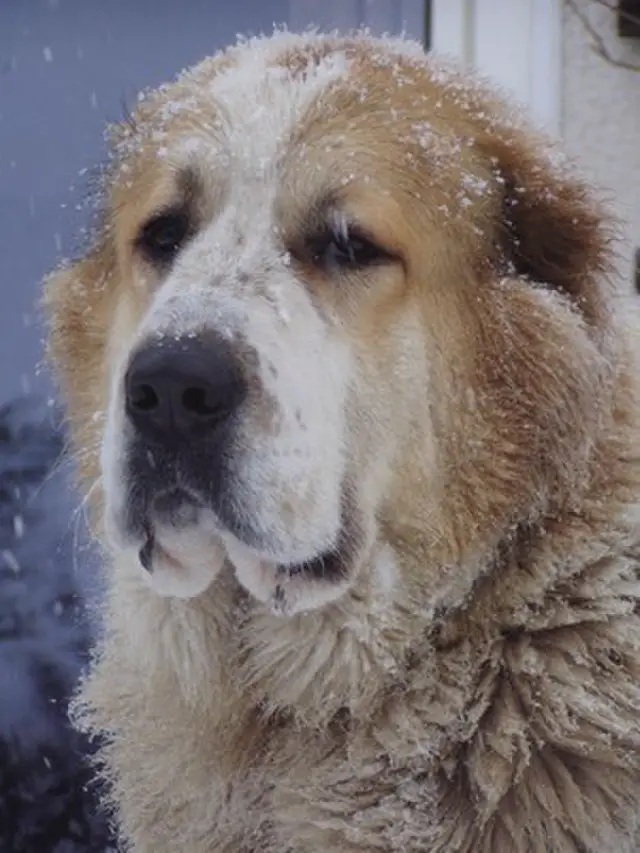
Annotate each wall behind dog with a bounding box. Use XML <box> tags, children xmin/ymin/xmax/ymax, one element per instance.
<box><xmin>562</xmin><ymin>2</ymin><xmax>640</xmax><ymax>291</ymax></box>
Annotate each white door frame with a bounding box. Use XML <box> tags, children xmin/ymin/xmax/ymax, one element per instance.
<box><xmin>430</xmin><ymin>0</ymin><xmax>563</xmax><ymax>135</ymax></box>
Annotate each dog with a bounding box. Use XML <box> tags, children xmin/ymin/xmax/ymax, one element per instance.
<box><xmin>44</xmin><ymin>29</ymin><xmax>640</xmax><ymax>853</ymax></box>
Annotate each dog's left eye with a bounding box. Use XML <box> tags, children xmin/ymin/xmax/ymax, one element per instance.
<box><xmin>310</xmin><ymin>225</ymin><xmax>387</xmax><ymax>272</ymax></box>
<box><xmin>137</xmin><ymin>210</ymin><xmax>191</xmax><ymax>264</ymax></box>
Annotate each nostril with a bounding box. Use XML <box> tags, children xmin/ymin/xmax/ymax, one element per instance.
<box><xmin>130</xmin><ymin>383</ymin><xmax>160</xmax><ymax>413</ymax></box>
<box><xmin>182</xmin><ymin>385</ymin><xmax>219</xmax><ymax>418</ymax></box>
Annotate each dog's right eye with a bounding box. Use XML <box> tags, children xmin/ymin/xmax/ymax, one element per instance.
<box><xmin>136</xmin><ymin>211</ymin><xmax>191</xmax><ymax>265</ymax></box>
<box><xmin>306</xmin><ymin>217</ymin><xmax>391</xmax><ymax>274</ymax></box>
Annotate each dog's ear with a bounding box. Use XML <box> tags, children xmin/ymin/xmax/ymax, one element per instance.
<box><xmin>42</xmin><ymin>242</ymin><xmax>117</xmax><ymax>485</ymax></box>
<box><xmin>479</xmin><ymin>126</ymin><xmax>615</xmax><ymax>326</ymax></box>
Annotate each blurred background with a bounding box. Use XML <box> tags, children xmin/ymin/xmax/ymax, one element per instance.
<box><xmin>0</xmin><ymin>1</ymin><xmax>638</xmax><ymax>851</ymax></box>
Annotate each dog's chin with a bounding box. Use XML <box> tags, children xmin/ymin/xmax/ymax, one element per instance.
<box><xmin>137</xmin><ymin>524</ymin><xmax>227</xmax><ymax>600</ymax></box>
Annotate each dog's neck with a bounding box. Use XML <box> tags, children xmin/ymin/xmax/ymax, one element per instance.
<box><xmin>230</xmin><ymin>540</ymin><xmax>428</xmax><ymax>725</ymax></box>
<box><xmin>99</xmin><ymin>532</ymin><xmax>438</xmax><ymax>730</ymax></box>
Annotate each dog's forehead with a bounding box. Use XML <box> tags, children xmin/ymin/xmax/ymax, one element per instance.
<box><xmin>210</xmin><ymin>47</ymin><xmax>347</xmax><ymax>148</ymax></box>
<box><xmin>116</xmin><ymin>38</ymin><xmax>345</xmax><ymax>171</ymax></box>
<box><xmin>113</xmin><ymin>33</ymin><xmax>458</xmax><ymax>179</ymax></box>
<box><xmin>193</xmin><ymin>50</ymin><xmax>351</xmax><ymax>177</ymax></box>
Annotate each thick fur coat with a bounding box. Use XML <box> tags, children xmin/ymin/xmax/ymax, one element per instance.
<box><xmin>44</xmin><ymin>31</ymin><xmax>640</xmax><ymax>853</ymax></box>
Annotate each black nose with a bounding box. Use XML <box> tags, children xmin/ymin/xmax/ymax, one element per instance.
<box><xmin>124</xmin><ymin>334</ymin><xmax>247</xmax><ymax>441</ymax></box>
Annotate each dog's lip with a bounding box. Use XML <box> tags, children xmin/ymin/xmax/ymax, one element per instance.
<box><xmin>134</xmin><ymin>488</ymin><xmax>359</xmax><ymax>585</ymax></box>
<box><xmin>138</xmin><ymin>531</ymin><xmax>185</xmax><ymax>574</ymax></box>
<box><xmin>135</xmin><ymin>488</ymin><xmax>208</xmax><ymax>574</ymax></box>
<box><xmin>139</xmin><ymin>529</ymin><xmax>155</xmax><ymax>572</ymax></box>
<box><xmin>273</xmin><ymin>547</ymin><xmax>346</xmax><ymax>580</ymax></box>
<box><xmin>254</xmin><ymin>516</ymin><xmax>359</xmax><ymax>583</ymax></box>
<box><xmin>137</xmin><ymin>524</ymin><xmax>346</xmax><ymax>580</ymax></box>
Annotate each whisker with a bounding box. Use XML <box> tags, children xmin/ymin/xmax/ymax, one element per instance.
<box><xmin>70</xmin><ymin>475</ymin><xmax>103</xmax><ymax>580</ymax></box>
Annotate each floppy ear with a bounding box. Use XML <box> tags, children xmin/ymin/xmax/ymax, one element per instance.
<box><xmin>480</xmin><ymin>127</ymin><xmax>615</xmax><ymax>328</ymax></box>
<box><xmin>42</xmin><ymin>241</ymin><xmax>117</xmax><ymax>488</ymax></box>
<box><xmin>440</xmin><ymin>121</ymin><xmax>622</xmax><ymax>534</ymax></box>
<box><xmin>43</xmin><ymin>114</ymin><xmax>132</xmax><ymax>407</ymax></box>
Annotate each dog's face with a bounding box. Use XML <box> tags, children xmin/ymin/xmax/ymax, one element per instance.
<box><xmin>45</xmin><ymin>32</ymin><xmax>613</xmax><ymax>615</ymax></box>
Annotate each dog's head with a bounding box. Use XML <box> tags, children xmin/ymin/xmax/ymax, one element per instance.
<box><xmin>45</xmin><ymin>32</ymin><xmax>615</xmax><ymax>615</ymax></box>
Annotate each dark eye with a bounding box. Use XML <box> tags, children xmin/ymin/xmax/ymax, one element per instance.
<box><xmin>137</xmin><ymin>210</ymin><xmax>191</xmax><ymax>264</ymax></box>
<box><xmin>310</xmin><ymin>223</ymin><xmax>387</xmax><ymax>272</ymax></box>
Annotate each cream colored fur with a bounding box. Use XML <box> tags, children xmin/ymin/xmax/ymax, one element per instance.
<box><xmin>44</xmin><ymin>30</ymin><xmax>640</xmax><ymax>853</ymax></box>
